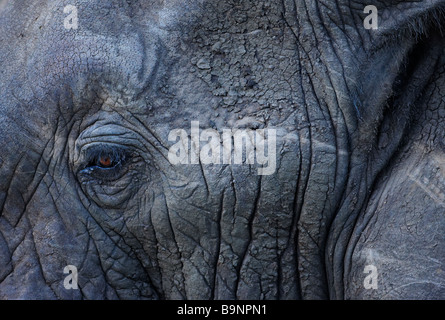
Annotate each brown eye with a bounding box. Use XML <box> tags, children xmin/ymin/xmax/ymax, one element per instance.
<box><xmin>79</xmin><ymin>145</ymin><xmax>131</xmax><ymax>182</ymax></box>
<box><xmin>99</xmin><ymin>156</ymin><xmax>113</xmax><ymax>168</ymax></box>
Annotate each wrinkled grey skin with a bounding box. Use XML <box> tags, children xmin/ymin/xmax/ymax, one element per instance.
<box><xmin>0</xmin><ymin>0</ymin><xmax>444</xmax><ymax>300</ymax></box>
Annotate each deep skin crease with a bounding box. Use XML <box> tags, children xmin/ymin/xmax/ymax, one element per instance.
<box><xmin>0</xmin><ymin>0</ymin><xmax>443</xmax><ymax>299</ymax></box>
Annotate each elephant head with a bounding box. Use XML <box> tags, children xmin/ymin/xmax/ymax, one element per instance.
<box><xmin>0</xmin><ymin>0</ymin><xmax>443</xmax><ymax>299</ymax></box>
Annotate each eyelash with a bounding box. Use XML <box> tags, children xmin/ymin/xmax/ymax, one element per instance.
<box><xmin>79</xmin><ymin>145</ymin><xmax>131</xmax><ymax>181</ymax></box>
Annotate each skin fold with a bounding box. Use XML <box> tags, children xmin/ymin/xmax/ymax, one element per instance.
<box><xmin>0</xmin><ymin>0</ymin><xmax>443</xmax><ymax>299</ymax></box>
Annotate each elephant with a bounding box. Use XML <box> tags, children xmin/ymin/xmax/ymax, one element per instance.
<box><xmin>0</xmin><ymin>0</ymin><xmax>443</xmax><ymax>300</ymax></box>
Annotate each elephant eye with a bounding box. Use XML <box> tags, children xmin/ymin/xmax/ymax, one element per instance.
<box><xmin>78</xmin><ymin>145</ymin><xmax>131</xmax><ymax>181</ymax></box>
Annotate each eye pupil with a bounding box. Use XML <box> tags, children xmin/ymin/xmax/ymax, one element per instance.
<box><xmin>99</xmin><ymin>156</ymin><xmax>113</xmax><ymax>167</ymax></box>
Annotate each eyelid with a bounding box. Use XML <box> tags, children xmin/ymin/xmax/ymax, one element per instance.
<box><xmin>77</xmin><ymin>144</ymin><xmax>132</xmax><ymax>180</ymax></box>
<box><xmin>86</xmin><ymin>145</ymin><xmax>127</xmax><ymax>162</ymax></box>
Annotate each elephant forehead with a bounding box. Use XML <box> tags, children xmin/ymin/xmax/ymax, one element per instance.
<box><xmin>36</xmin><ymin>32</ymin><xmax>158</xmax><ymax>94</ymax></box>
<box><xmin>0</xmin><ymin>1</ymin><xmax>193</xmax><ymax>109</ymax></box>
<box><xmin>27</xmin><ymin>14</ymin><xmax>163</xmax><ymax>101</ymax></box>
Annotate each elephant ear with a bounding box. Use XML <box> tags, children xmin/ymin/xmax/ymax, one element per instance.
<box><xmin>354</xmin><ymin>12</ymin><xmax>444</xmax><ymax>171</ymax></box>
<box><xmin>356</xmin><ymin>1</ymin><xmax>445</xmax><ymax>138</ymax></box>
<box><xmin>326</xmin><ymin>1</ymin><xmax>445</xmax><ymax>299</ymax></box>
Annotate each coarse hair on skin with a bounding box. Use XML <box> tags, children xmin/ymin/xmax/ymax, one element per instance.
<box><xmin>380</xmin><ymin>3</ymin><xmax>445</xmax><ymax>48</ymax></box>
<box><xmin>352</xmin><ymin>3</ymin><xmax>445</xmax><ymax>122</ymax></box>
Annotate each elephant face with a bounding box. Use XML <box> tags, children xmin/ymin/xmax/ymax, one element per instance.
<box><xmin>0</xmin><ymin>0</ymin><xmax>443</xmax><ymax>299</ymax></box>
